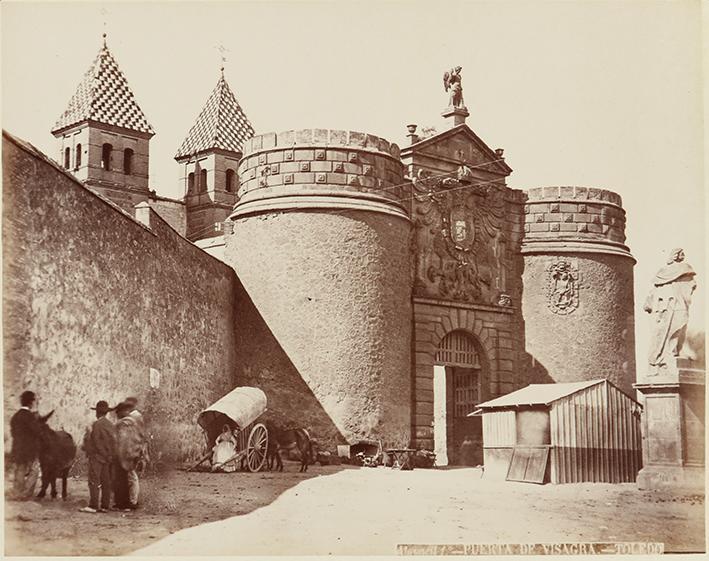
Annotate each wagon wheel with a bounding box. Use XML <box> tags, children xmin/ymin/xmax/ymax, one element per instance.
<box><xmin>246</xmin><ymin>423</ymin><xmax>268</xmax><ymax>472</ymax></box>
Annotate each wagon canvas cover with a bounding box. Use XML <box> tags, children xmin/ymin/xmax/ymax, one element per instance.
<box><xmin>198</xmin><ymin>386</ymin><xmax>267</xmax><ymax>431</ymax></box>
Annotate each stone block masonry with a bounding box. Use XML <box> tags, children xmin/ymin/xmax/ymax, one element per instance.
<box><xmin>523</xmin><ymin>186</ymin><xmax>627</xmax><ymax>245</ymax></box>
<box><xmin>237</xmin><ymin>129</ymin><xmax>406</xmax><ymax>207</ymax></box>
<box><xmin>2</xmin><ymin>132</ymin><xmax>239</xmax><ymax>466</ymax></box>
<box><xmin>411</xmin><ymin>299</ymin><xmax>520</xmax><ymax>451</ymax></box>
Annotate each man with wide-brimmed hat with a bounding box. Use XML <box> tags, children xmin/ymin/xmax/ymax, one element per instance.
<box><xmin>79</xmin><ymin>400</ymin><xmax>116</xmax><ymax>513</ymax></box>
<box><xmin>113</xmin><ymin>401</ymin><xmax>144</xmax><ymax>510</ymax></box>
<box><xmin>123</xmin><ymin>397</ymin><xmax>147</xmax><ymax>508</ymax></box>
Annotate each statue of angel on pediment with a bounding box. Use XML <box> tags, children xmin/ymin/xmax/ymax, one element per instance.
<box><xmin>443</xmin><ymin>66</ymin><xmax>465</xmax><ymax>109</ymax></box>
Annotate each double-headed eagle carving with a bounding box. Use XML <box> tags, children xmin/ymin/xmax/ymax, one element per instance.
<box><xmin>443</xmin><ymin>66</ymin><xmax>465</xmax><ymax>109</ymax></box>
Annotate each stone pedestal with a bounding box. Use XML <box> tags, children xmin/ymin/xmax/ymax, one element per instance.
<box><xmin>634</xmin><ymin>357</ymin><xmax>705</xmax><ymax>491</ymax></box>
<box><xmin>441</xmin><ymin>106</ymin><xmax>469</xmax><ymax>127</ymax></box>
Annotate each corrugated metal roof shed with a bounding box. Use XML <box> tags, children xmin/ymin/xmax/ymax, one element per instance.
<box><xmin>474</xmin><ymin>379</ymin><xmax>615</xmax><ymax>410</ymax></box>
<box><xmin>474</xmin><ymin>379</ymin><xmax>643</xmax><ymax>484</ymax></box>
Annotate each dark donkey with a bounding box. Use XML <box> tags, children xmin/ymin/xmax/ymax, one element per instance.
<box><xmin>265</xmin><ymin>421</ymin><xmax>316</xmax><ymax>473</ymax></box>
<box><xmin>36</xmin><ymin>411</ymin><xmax>77</xmax><ymax>500</ymax></box>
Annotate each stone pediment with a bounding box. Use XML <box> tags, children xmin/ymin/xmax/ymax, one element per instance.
<box><xmin>401</xmin><ymin>124</ymin><xmax>512</xmax><ymax>176</ymax></box>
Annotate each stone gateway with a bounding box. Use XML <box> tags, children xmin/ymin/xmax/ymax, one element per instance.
<box><xmin>2</xmin><ymin>43</ymin><xmax>638</xmax><ymax>467</ymax></box>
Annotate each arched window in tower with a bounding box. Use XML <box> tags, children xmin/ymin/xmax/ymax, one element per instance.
<box><xmin>188</xmin><ymin>172</ymin><xmax>195</xmax><ymax>193</ymax></box>
<box><xmin>75</xmin><ymin>144</ymin><xmax>82</xmax><ymax>170</ymax></box>
<box><xmin>124</xmin><ymin>148</ymin><xmax>134</xmax><ymax>175</ymax></box>
<box><xmin>64</xmin><ymin>147</ymin><xmax>71</xmax><ymax>169</ymax></box>
<box><xmin>101</xmin><ymin>143</ymin><xmax>112</xmax><ymax>171</ymax></box>
<box><xmin>225</xmin><ymin>169</ymin><xmax>235</xmax><ymax>193</ymax></box>
<box><xmin>200</xmin><ymin>169</ymin><xmax>208</xmax><ymax>192</ymax></box>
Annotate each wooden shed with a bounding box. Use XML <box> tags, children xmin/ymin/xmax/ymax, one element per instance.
<box><xmin>472</xmin><ymin>379</ymin><xmax>642</xmax><ymax>484</ymax></box>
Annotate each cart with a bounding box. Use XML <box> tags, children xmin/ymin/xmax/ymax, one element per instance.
<box><xmin>192</xmin><ymin>386</ymin><xmax>269</xmax><ymax>473</ymax></box>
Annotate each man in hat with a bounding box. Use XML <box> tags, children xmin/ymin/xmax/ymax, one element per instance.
<box><xmin>80</xmin><ymin>400</ymin><xmax>116</xmax><ymax>513</ymax></box>
<box><xmin>10</xmin><ymin>390</ymin><xmax>41</xmax><ymax>499</ymax></box>
<box><xmin>124</xmin><ymin>397</ymin><xmax>146</xmax><ymax>508</ymax></box>
<box><xmin>114</xmin><ymin>401</ymin><xmax>144</xmax><ymax>510</ymax></box>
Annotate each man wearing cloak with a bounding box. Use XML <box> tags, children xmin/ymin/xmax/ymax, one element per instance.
<box><xmin>643</xmin><ymin>248</ymin><xmax>697</xmax><ymax>371</ymax></box>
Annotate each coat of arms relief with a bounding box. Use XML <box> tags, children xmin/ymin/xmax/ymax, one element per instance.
<box><xmin>412</xmin><ymin>166</ymin><xmax>509</xmax><ymax>306</ymax></box>
<box><xmin>547</xmin><ymin>259</ymin><xmax>581</xmax><ymax>314</ymax></box>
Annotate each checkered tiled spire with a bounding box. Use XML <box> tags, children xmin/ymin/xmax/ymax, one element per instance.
<box><xmin>52</xmin><ymin>37</ymin><xmax>154</xmax><ymax>136</ymax></box>
<box><xmin>175</xmin><ymin>72</ymin><xmax>254</xmax><ymax>159</ymax></box>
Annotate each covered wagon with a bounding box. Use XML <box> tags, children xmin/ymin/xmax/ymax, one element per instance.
<box><xmin>194</xmin><ymin>386</ymin><xmax>269</xmax><ymax>472</ymax></box>
<box><xmin>471</xmin><ymin>379</ymin><xmax>642</xmax><ymax>484</ymax></box>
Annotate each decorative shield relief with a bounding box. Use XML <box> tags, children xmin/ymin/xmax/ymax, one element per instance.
<box><xmin>547</xmin><ymin>260</ymin><xmax>580</xmax><ymax>314</ymax></box>
<box><xmin>449</xmin><ymin>207</ymin><xmax>474</xmax><ymax>250</ymax></box>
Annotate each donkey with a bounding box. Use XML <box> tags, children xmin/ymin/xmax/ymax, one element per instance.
<box><xmin>36</xmin><ymin>411</ymin><xmax>77</xmax><ymax>501</ymax></box>
<box><xmin>265</xmin><ymin>421</ymin><xmax>316</xmax><ymax>473</ymax></box>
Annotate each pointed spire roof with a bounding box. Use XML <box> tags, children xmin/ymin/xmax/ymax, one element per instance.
<box><xmin>52</xmin><ymin>35</ymin><xmax>154</xmax><ymax>136</ymax></box>
<box><xmin>175</xmin><ymin>71</ymin><xmax>254</xmax><ymax>159</ymax></box>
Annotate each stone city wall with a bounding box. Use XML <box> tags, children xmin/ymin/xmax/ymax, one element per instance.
<box><xmin>3</xmin><ymin>132</ymin><xmax>239</xmax><ymax>467</ymax></box>
<box><xmin>226</xmin><ymin>129</ymin><xmax>413</xmax><ymax>448</ymax></box>
<box><xmin>521</xmin><ymin>186</ymin><xmax>636</xmax><ymax>394</ymax></box>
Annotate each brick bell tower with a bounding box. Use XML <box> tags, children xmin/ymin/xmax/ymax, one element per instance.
<box><xmin>51</xmin><ymin>34</ymin><xmax>155</xmax><ymax>214</ymax></box>
<box><xmin>174</xmin><ymin>67</ymin><xmax>254</xmax><ymax>242</ymax></box>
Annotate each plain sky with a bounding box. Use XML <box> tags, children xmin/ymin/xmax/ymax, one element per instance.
<box><xmin>2</xmin><ymin>0</ymin><xmax>705</xmax><ymax>365</ymax></box>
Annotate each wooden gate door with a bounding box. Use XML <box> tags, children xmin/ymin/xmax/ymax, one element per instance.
<box><xmin>436</xmin><ymin>330</ymin><xmax>484</xmax><ymax>466</ymax></box>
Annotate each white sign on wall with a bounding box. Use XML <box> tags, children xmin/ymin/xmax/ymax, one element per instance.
<box><xmin>149</xmin><ymin>367</ymin><xmax>161</xmax><ymax>389</ymax></box>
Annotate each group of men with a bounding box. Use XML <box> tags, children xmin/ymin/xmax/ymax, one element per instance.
<box><xmin>80</xmin><ymin>397</ymin><xmax>147</xmax><ymax>513</ymax></box>
<box><xmin>8</xmin><ymin>390</ymin><xmax>148</xmax><ymax>513</ymax></box>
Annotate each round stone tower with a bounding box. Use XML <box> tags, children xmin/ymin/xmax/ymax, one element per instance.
<box><xmin>521</xmin><ymin>186</ymin><xmax>636</xmax><ymax>394</ymax></box>
<box><xmin>225</xmin><ymin>129</ymin><xmax>412</xmax><ymax>447</ymax></box>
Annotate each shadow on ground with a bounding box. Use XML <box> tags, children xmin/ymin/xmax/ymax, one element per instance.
<box><xmin>4</xmin><ymin>462</ymin><xmax>348</xmax><ymax>556</ymax></box>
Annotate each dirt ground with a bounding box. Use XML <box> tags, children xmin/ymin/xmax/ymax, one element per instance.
<box><xmin>4</xmin><ymin>462</ymin><xmax>324</xmax><ymax>556</ymax></box>
<box><xmin>4</xmin><ymin>463</ymin><xmax>705</xmax><ymax>556</ymax></box>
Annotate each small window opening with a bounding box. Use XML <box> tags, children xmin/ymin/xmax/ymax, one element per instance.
<box><xmin>124</xmin><ymin>148</ymin><xmax>134</xmax><ymax>175</ymax></box>
<box><xmin>101</xmin><ymin>143</ymin><xmax>112</xmax><ymax>171</ymax></box>
<box><xmin>75</xmin><ymin>144</ymin><xmax>82</xmax><ymax>169</ymax></box>
<box><xmin>188</xmin><ymin>172</ymin><xmax>195</xmax><ymax>192</ymax></box>
<box><xmin>200</xmin><ymin>169</ymin><xmax>208</xmax><ymax>192</ymax></box>
<box><xmin>225</xmin><ymin>169</ymin><xmax>235</xmax><ymax>193</ymax></box>
<box><xmin>64</xmin><ymin>147</ymin><xmax>71</xmax><ymax>169</ymax></box>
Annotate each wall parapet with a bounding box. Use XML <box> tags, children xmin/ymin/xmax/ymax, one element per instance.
<box><xmin>243</xmin><ymin>129</ymin><xmax>401</xmax><ymax>160</ymax></box>
<box><xmin>233</xmin><ymin>128</ymin><xmax>408</xmax><ymax>219</ymax></box>
<box><xmin>522</xmin><ymin>185</ymin><xmax>630</xmax><ymax>254</ymax></box>
<box><xmin>525</xmin><ymin>186</ymin><xmax>623</xmax><ymax>207</ymax></box>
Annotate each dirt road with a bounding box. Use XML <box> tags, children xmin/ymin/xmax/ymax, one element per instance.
<box><xmin>5</xmin><ymin>464</ymin><xmax>704</xmax><ymax>556</ymax></box>
<box><xmin>4</xmin><ymin>464</ymin><xmax>324</xmax><ymax>556</ymax></box>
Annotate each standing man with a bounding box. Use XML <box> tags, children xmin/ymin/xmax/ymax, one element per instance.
<box><xmin>114</xmin><ymin>401</ymin><xmax>143</xmax><ymax>510</ymax></box>
<box><xmin>459</xmin><ymin>435</ymin><xmax>475</xmax><ymax>466</ymax></box>
<box><xmin>124</xmin><ymin>397</ymin><xmax>146</xmax><ymax>508</ymax></box>
<box><xmin>80</xmin><ymin>400</ymin><xmax>116</xmax><ymax>513</ymax></box>
<box><xmin>10</xmin><ymin>390</ymin><xmax>41</xmax><ymax>499</ymax></box>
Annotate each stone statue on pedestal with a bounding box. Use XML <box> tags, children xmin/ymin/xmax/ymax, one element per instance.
<box><xmin>643</xmin><ymin>248</ymin><xmax>697</xmax><ymax>374</ymax></box>
<box><xmin>443</xmin><ymin>67</ymin><xmax>465</xmax><ymax>109</ymax></box>
<box><xmin>635</xmin><ymin>248</ymin><xmax>704</xmax><ymax>491</ymax></box>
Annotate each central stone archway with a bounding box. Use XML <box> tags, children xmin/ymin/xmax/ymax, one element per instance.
<box><xmin>433</xmin><ymin>330</ymin><xmax>488</xmax><ymax>466</ymax></box>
